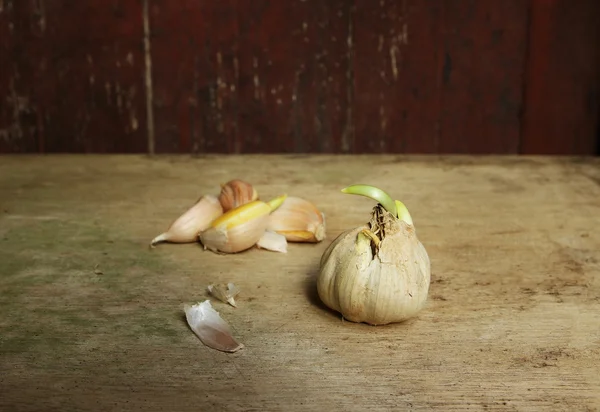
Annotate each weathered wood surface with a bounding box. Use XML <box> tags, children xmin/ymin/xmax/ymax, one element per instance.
<box><xmin>0</xmin><ymin>155</ymin><xmax>599</xmax><ymax>411</ymax></box>
<box><xmin>1</xmin><ymin>0</ymin><xmax>598</xmax><ymax>155</ymax></box>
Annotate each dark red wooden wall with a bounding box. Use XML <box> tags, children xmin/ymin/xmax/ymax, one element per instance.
<box><xmin>1</xmin><ymin>0</ymin><xmax>598</xmax><ymax>154</ymax></box>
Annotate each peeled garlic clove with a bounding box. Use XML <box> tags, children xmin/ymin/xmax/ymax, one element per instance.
<box><xmin>208</xmin><ymin>283</ymin><xmax>241</xmax><ymax>307</ymax></box>
<box><xmin>150</xmin><ymin>195</ymin><xmax>223</xmax><ymax>247</ymax></box>
<box><xmin>184</xmin><ymin>300</ymin><xmax>244</xmax><ymax>353</ymax></box>
<box><xmin>256</xmin><ymin>230</ymin><xmax>288</xmax><ymax>253</ymax></box>
<box><xmin>218</xmin><ymin>179</ymin><xmax>259</xmax><ymax>212</ymax></box>
<box><xmin>199</xmin><ymin>195</ymin><xmax>287</xmax><ymax>254</ymax></box>
<box><xmin>266</xmin><ymin>196</ymin><xmax>326</xmax><ymax>243</ymax></box>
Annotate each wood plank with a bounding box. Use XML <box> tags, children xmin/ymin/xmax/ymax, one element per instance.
<box><xmin>0</xmin><ymin>0</ymin><xmax>147</xmax><ymax>153</ymax></box>
<box><xmin>149</xmin><ymin>0</ymin><xmax>239</xmax><ymax>153</ymax></box>
<box><xmin>0</xmin><ymin>0</ymin><xmax>46</xmax><ymax>153</ymax></box>
<box><xmin>437</xmin><ymin>0</ymin><xmax>528</xmax><ymax>154</ymax></box>
<box><xmin>236</xmin><ymin>0</ymin><xmax>352</xmax><ymax>153</ymax></box>
<box><xmin>521</xmin><ymin>0</ymin><xmax>600</xmax><ymax>155</ymax></box>
<box><xmin>1</xmin><ymin>155</ymin><xmax>599</xmax><ymax>410</ymax></box>
<box><xmin>353</xmin><ymin>0</ymin><xmax>441</xmax><ymax>153</ymax></box>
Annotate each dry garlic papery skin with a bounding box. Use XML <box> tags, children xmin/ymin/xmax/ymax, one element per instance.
<box><xmin>266</xmin><ymin>196</ymin><xmax>326</xmax><ymax>243</ymax></box>
<box><xmin>316</xmin><ymin>185</ymin><xmax>430</xmax><ymax>326</ymax></box>
<box><xmin>199</xmin><ymin>194</ymin><xmax>287</xmax><ymax>254</ymax></box>
<box><xmin>218</xmin><ymin>179</ymin><xmax>259</xmax><ymax>212</ymax></box>
<box><xmin>150</xmin><ymin>195</ymin><xmax>223</xmax><ymax>247</ymax></box>
<box><xmin>256</xmin><ymin>230</ymin><xmax>288</xmax><ymax>253</ymax></box>
<box><xmin>184</xmin><ymin>300</ymin><xmax>244</xmax><ymax>353</ymax></box>
<box><xmin>208</xmin><ymin>283</ymin><xmax>241</xmax><ymax>307</ymax></box>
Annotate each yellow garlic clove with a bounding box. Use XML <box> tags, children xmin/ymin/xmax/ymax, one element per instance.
<box><xmin>199</xmin><ymin>194</ymin><xmax>287</xmax><ymax>254</ymax></box>
<box><xmin>218</xmin><ymin>179</ymin><xmax>259</xmax><ymax>212</ymax></box>
<box><xmin>150</xmin><ymin>195</ymin><xmax>223</xmax><ymax>247</ymax></box>
<box><xmin>266</xmin><ymin>196</ymin><xmax>326</xmax><ymax>243</ymax></box>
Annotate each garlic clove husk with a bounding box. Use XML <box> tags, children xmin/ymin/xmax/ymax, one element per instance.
<box><xmin>184</xmin><ymin>300</ymin><xmax>244</xmax><ymax>353</ymax></box>
<box><xmin>150</xmin><ymin>195</ymin><xmax>223</xmax><ymax>247</ymax></box>
<box><xmin>317</xmin><ymin>202</ymin><xmax>430</xmax><ymax>326</ymax></box>
<box><xmin>208</xmin><ymin>283</ymin><xmax>241</xmax><ymax>307</ymax></box>
<box><xmin>256</xmin><ymin>230</ymin><xmax>288</xmax><ymax>253</ymax></box>
<box><xmin>199</xmin><ymin>195</ymin><xmax>287</xmax><ymax>254</ymax></box>
<box><xmin>218</xmin><ymin>179</ymin><xmax>259</xmax><ymax>212</ymax></box>
<box><xmin>266</xmin><ymin>196</ymin><xmax>326</xmax><ymax>243</ymax></box>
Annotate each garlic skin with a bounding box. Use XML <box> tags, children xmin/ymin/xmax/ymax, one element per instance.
<box><xmin>184</xmin><ymin>300</ymin><xmax>244</xmax><ymax>353</ymax></box>
<box><xmin>150</xmin><ymin>195</ymin><xmax>223</xmax><ymax>247</ymax></box>
<box><xmin>208</xmin><ymin>283</ymin><xmax>241</xmax><ymax>307</ymax></box>
<box><xmin>316</xmin><ymin>205</ymin><xmax>430</xmax><ymax>326</ymax></box>
<box><xmin>266</xmin><ymin>196</ymin><xmax>326</xmax><ymax>243</ymax></box>
<box><xmin>218</xmin><ymin>179</ymin><xmax>259</xmax><ymax>212</ymax></box>
<box><xmin>256</xmin><ymin>230</ymin><xmax>288</xmax><ymax>253</ymax></box>
<box><xmin>199</xmin><ymin>195</ymin><xmax>287</xmax><ymax>254</ymax></box>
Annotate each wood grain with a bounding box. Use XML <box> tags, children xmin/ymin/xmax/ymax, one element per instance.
<box><xmin>1</xmin><ymin>1</ymin><xmax>598</xmax><ymax>154</ymax></box>
<box><xmin>236</xmin><ymin>0</ymin><xmax>353</xmax><ymax>153</ymax></box>
<box><xmin>0</xmin><ymin>0</ymin><xmax>147</xmax><ymax>153</ymax></box>
<box><xmin>521</xmin><ymin>0</ymin><xmax>600</xmax><ymax>155</ymax></box>
<box><xmin>353</xmin><ymin>0</ymin><xmax>441</xmax><ymax>153</ymax></box>
<box><xmin>1</xmin><ymin>155</ymin><xmax>599</xmax><ymax>411</ymax></box>
<box><xmin>149</xmin><ymin>0</ymin><xmax>239</xmax><ymax>153</ymax></box>
<box><xmin>437</xmin><ymin>0</ymin><xmax>528</xmax><ymax>154</ymax></box>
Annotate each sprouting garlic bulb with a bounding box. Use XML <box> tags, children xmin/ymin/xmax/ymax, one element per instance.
<box><xmin>266</xmin><ymin>196</ymin><xmax>326</xmax><ymax>243</ymax></box>
<box><xmin>316</xmin><ymin>185</ymin><xmax>430</xmax><ymax>326</ymax></box>
<box><xmin>199</xmin><ymin>195</ymin><xmax>287</xmax><ymax>254</ymax></box>
<box><xmin>218</xmin><ymin>179</ymin><xmax>259</xmax><ymax>212</ymax></box>
<box><xmin>150</xmin><ymin>195</ymin><xmax>223</xmax><ymax>247</ymax></box>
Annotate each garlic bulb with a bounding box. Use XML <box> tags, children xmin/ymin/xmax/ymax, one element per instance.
<box><xmin>199</xmin><ymin>194</ymin><xmax>287</xmax><ymax>254</ymax></box>
<box><xmin>316</xmin><ymin>185</ymin><xmax>430</xmax><ymax>325</ymax></box>
<box><xmin>218</xmin><ymin>179</ymin><xmax>259</xmax><ymax>212</ymax></box>
<box><xmin>266</xmin><ymin>196</ymin><xmax>326</xmax><ymax>243</ymax></box>
<box><xmin>150</xmin><ymin>195</ymin><xmax>223</xmax><ymax>247</ymax></box>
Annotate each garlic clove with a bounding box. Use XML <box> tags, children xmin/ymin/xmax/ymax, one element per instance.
<box><xmin>266</xmin><ymin>196</ymin><xmax>326</xmax><ymax>243</ymax></box>
<box><xmin>184</xmin><ymin>300</ymin><xmax>244</xmax><ymax>353</ymax></box>
<box><xmin>256</xmin><ymin>230</ymin><xmax>288</xmax><ymax>253</ymax></box>
<box><xmin>199</xmin><ymin>194</ymin><xmax>287</xmax><ymax>254</ymax></box>
<box><xmin>150</xmin><ymin>195</ymin><xmax>223</xmax><ymax>247</ymax></box>
<box><xmin>218</xmin><ymin>179</ymin><xmax>259</xmax><ymax>212</ymax></box>
<box><xmin>207</xmin><ymin>283</ymin><xmax>241</xmax><ymax>307</ymax></box>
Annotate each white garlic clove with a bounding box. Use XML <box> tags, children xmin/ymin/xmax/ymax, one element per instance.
<box><xmin>266</xmin><ymin>196</ymin><xmax>326</xmax><ymax>243</ymax></box>
<box><xmin>218</xmin><ymin>179</ymin><xmax>259</xmax><ymax>212</ymax></box>
<box><xmin>207</xmin><ymin>283</ymin><xmax>241</xmax><ymax>307</ymax></box>
<box><xmin>256</xmin><ymin>230</ymin><xmax>288</xmax><ymax>253</ymax></box>
<box><xmin>150</xmin><ymin>195</ymin><xmax>223</xmax><ymax>247</ymax></box>
<box><xmin>184</xmin><ymin>300</ymin><xmax>244</xmax><ymax>353</ymax></box>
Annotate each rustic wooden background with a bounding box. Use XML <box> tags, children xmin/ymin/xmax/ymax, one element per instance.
<box><xmin>1</xmin><ymin>0</ymin><xmax>599</xmax><ymax>155</ymax></box>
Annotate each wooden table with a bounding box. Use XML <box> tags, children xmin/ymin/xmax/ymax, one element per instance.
<box><xmin>1</xmin><ymin>155</ymin><xmax>599</xmax><ymax>411</ymax></box>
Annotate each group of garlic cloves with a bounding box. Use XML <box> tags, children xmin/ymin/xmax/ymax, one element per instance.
<box><xmin>150</xmin><ymin>179</ymin><xmax>326</xmax><ymax>254</ymax></box>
